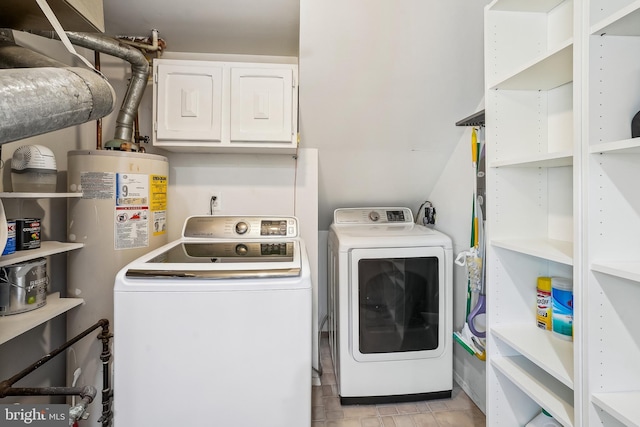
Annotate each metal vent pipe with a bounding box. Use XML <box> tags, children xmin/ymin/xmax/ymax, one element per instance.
<box><xmin>31</xmin><ymin>31</ymin><xmax>150</xmax><ymax>149</ymax></box>
<box><xmin>0</xmin><ymin>32</ymin><xmax>116</xmax><ymax>145</ymax></box>
<box><xmin>0</xmin><ymin>67</ymin><xmax>116</xmax><ymax>144</ymax></box>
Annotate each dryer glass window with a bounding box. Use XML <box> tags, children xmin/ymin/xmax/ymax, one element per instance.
<box><xmin>358</xmin><ymin>257</ymin><xmax>439</xmax><ymax>353</ymax></box>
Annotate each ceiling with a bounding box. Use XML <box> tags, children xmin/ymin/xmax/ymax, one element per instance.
<box><xmin>103</xmin><ymin>0</ymin><xmax>300</xmax><ymax>57</ymax></box>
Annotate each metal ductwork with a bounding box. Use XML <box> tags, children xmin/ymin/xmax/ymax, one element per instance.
<box><xmin>32</xmin><ymin>31</ymin><xmax>150</xmax><ymax>150</ymax></box>
<box><xmin>0</xmin><ymin>31</ymin><xmax>116</xmax><ymax>145</ymax></box>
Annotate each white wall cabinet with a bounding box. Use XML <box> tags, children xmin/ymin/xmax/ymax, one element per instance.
<box><xmin>485</xmin><ymin>0</ymin><xmax>640</xmax><ymax>426</ymax></box>
<box><xmin>155</xmin><ymin>62</ymin><xmax>224</xmax><ymax>143</ymax></box>
<box><xmin>153</xmin><ymin>59</ymin><xmax>298</xmax><ymax>154</ymax></box>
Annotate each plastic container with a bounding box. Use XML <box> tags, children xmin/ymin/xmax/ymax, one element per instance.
<box><xmin>525</xmin><ymin>409</ymin><xmax>562</xmax><ymax>427</ymax></box>
<box><xmin>1</xmin><ymin>220</ymin><xmax>16</xmax><ymax>256</ymax></box>
<box><xmin>551</xmin><ymin>277</ymin><xmax>573</xmax><ymax>341</ymax></box>
<box><xmin>11</xmin><ymin>145</ymin><xmax>57</xmax><ymax>192</ymax></box>
<box><xmin>11</xmin><ymin>171</ymin><xmax>57</xmax><ymax>192</ymax></box>
<box><xmin>536</xmin><ymin>277</ymin><xmax>552</xmax><ymax>330</ymax></box>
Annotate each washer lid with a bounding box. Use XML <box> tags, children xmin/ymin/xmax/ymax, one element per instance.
<box><xmin>124</xmin><ymin>239</ymin><xmax>302</xmax><ymax>279</ymax></box>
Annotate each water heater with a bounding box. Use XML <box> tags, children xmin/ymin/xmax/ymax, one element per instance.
<box><xmin>66</xmin><ymin>150</ymin><xmax>168</xmax><ymax>426</ymax></box>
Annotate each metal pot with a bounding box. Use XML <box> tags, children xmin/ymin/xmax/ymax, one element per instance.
<box><xmin>0</xmin><ymin>258</ymin><xmax>48</xmax><ymax>315</ymax></box>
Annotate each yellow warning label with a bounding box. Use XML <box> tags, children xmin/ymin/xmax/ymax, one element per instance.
<box><xmin>150</xmin><ymin>175</ymin><xmax>167</xmax><ymax>211</ymax></box>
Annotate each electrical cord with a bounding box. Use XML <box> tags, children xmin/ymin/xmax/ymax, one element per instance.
<box><xmin>209</xmin><ymin>195</ymin><xmax>217</xmax><ymax>215</ymax></box>
<box><xmin>415</xmin><ymin>200</ymin><xmax>436</xmax><ymax>226</ymax></box>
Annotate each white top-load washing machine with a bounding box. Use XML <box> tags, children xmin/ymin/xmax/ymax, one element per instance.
<box><xmin>113</xmin><ymin>215</ymin><xmax>311</xmax><ymax>427</ymax></box>
<box><xmin>328</xmin><ymin>207</ymin><xmax>453</xmax><ymax>404</ymax></box>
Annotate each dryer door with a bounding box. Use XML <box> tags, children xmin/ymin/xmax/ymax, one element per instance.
<box><xmin>349</xmin><ymin>246</ymin><xmax>446</xmax><ymax>362</ymax></box>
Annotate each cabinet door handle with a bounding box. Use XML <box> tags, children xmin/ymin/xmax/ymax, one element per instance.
<box><xmin>181</xmin><ymin>89</ymin><xmax>198</xmax><ymax>117</ymax></box>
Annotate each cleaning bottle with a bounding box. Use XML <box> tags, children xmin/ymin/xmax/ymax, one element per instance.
<box><xmin>536</xmin><ymin>277</ymin><xmax>552</xmax><ymax>330</ymax></box>
<box><xmin>551</xmin><ymin>277</ymin><xmax>573</xmax><ymax>341</ymax></box>
<box><xmin>525</xmin><ymin>409</ymin><xmax>562</xmax><ymax>427</ymax></box>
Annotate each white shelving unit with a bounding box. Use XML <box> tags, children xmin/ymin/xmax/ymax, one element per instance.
<box><xmin>0</xmin><ymin>241</ymin><xmax>83</xmax><ymax>268</ymax></box>
<box><xmin>490</xmin><ymin>150</ymin><xmax>573</xmax><ymax>168</ymax></box>
<box><xmin>591</xmin><ymin>392</ymin><xmax>640</xmax><ymax>426</ymax></box>
<box><xmin>0</xmin><ymin>192</ymin><xmax>83</xmax><ymax>199</ymax></box>
<box><xmin>492</xmin><ymin>325</ymin><xmax>574</xmax><ymax>389</ymax></box>
<box><xmin>492</xmin><ymin>356</ymin><xmax>574</xmax><ymax>427</ymax></box>
<box><xmin>486</xmin><ymin>0</ymin><xmax>640</xmax><ymax>425</ymax></box>
<box><xmin>492</xmin><ymin>239</ymin><xmax>573</xmax><ymax>266</ymax></box>
<box><xmin>485</xmin><ymin>0</ymin><xmax>579</xmax><ymax>425</ymax></box>
<box><xmin>0</xmin><ymin>193</ymin><xmax>84</xmax><ymax>346</ymax></box>
<box><xmin>585</xmin><ymin>1</ymin><xmax>640</xmax><ymax>425</ymax></box>
<box><xmin>0</xmin><ymin>293</ymin><xmax>83</xmax><ymax>345</ymax></box>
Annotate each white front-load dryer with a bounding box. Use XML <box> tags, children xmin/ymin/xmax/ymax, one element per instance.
<box><xmin>327</xmin><ymin>207</ymin><xmax>453</xmax><ymax>404</ymax></box>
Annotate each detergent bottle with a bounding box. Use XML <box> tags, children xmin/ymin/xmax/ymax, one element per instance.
<box><xmin>536</xmin><ymin>277</ymin><xmax>552</xmax><ymax>330</ymax></box>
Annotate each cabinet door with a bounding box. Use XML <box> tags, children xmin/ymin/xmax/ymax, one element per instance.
<box><xmin>156</xmin><ymin>64</ymin><xmax>223</xmax><ymax>142</ymax></box>
<box><xmin>230</xmin><ymin>67</ymin><xmax>294</xmax><ymax>143</ymax></box>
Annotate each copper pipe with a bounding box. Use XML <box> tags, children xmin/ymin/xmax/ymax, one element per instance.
<box><xmin>95</xmin><ymin>51</ymin><xmax>103</xmax><ymax>150</ymax></box>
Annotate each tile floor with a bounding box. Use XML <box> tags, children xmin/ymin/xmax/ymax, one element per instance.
<box><xmin>312</xmin><ymin>335</ymin><xmax>486</xmax><ymax>427</ymax></box>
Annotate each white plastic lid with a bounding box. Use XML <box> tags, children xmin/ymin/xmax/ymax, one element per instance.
<box><xmin>551</xmin><ymin>277</ymin><xmax>572</xmax><ymax>290</ymax></box>
<box><xmin>11</xmin><ymin>145</ymin><xmax>57</xmax><ymax>172</ymax></box>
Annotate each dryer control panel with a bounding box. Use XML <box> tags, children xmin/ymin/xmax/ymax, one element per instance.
<box><xmin>333</xmin><ymin>207</ymin><xmax>413</xmax><ymax>224</ymax></box>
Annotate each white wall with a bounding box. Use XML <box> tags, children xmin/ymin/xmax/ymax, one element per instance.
<box><xmin>299</xmin><ymin>0</ymin><xmax>490</xmax><ymax>230</ymax></box>
<box><xmin>299</xmin><ymin>0</ymin><xmax>489</xmax><ymax>406</ymax></box>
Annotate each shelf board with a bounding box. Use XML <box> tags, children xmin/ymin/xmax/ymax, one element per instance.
<box><xmin>492</xmin><ymin>356</ymin><xmax>575</xmax><ymax>427</ymax></box>
<box><xmin>456</xmin><ymin>110</ymin><xmax>485</xmax><ymax>127</ymax></box>
<box><xmin>0</xmin><ymin>241</ymin><xmax>84</xmax><ymax>267</ymax></box>
<box><xmin>490</xmin><ymin>150</ymin><xmax>573</xmax><ymax>168</ymax></box>
<box><xmin>592</xmin><ymin>392</ymin><xmax>640</xmax><ymax>427</ymax></box>
<box><xmin>488</xmin><ymin>0</ymin><xmax>566</xmax><ymax>12</ymax></box>
<box><xmin>0</xmin><ymin>0</ymin><xmax>104</xmax><ymax>33</ymax></box>
<box><xmin>0</xmin><ymin>292</ymin><xmax>84</xmax><ymax>345</ymax></box>
<box><xmin>591</xmin><ymin>1</ymin><xmax>640</xmax><ymax>36</ymax></box>
<box><xmin>492</xmin><ymin>239</ymin><xmax>573</xmax><ymax>266</ymax></box>
<box><xmin>489</xmin><ymin>40</ymin><xmax>573</xmax><ymax>90</ymax></box>
<box><xmin>492</xmin><ymin>324</ymin><xmax>573</xmax><ymax>389</ymax></box>
<box><xmin>589</xmin><ymin>138</ymin><xmax>640</xmax><ymax>155</ymax></box>
<box><xmin>0</xmin><ymin>192</ymin><xmax>82</xmax><ymax>198</ymax></box>
<box><xmin>591</xmin><ymin>261</ymin><xmax>640</xmax><ymax>283</ymax></box>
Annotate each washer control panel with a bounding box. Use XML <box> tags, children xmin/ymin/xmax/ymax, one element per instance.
<box><xmin>183</xmin><ymin>216</ymin><xmax>298</xmax><ymax>239</ymax></box>
<box><xmin>334</xmin><ymin>207</ymin><xmax>413</xmax><ymax>224</ymax></box>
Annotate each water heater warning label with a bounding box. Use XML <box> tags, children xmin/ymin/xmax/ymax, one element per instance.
<box><xmin>80</xmin><ymin>172</ymin><xmax>115</xmax><ymax>199</ymax></box>
<box><xmin>115</xmin><ymin>206</ymin><xmax>148</xmax><ymax>250</ymax></box>
<box><xmin>115</xmin><ymin>173</ymin><xmax>149</xmax><ymax>250</ymax></box>
<box><xmin>150</xmin><ymin>175</ymin><xmax>167</xmax><ymax>236</ymax></box>
<box><xmin>116</xmin><ymin>173</ymin><xmax>148</xmax><ymax>206</ymax></box>
<box><xmin>150</xmin><ymin>175</ymin><xmax>167</xmax><ymax>211</ymax></box>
